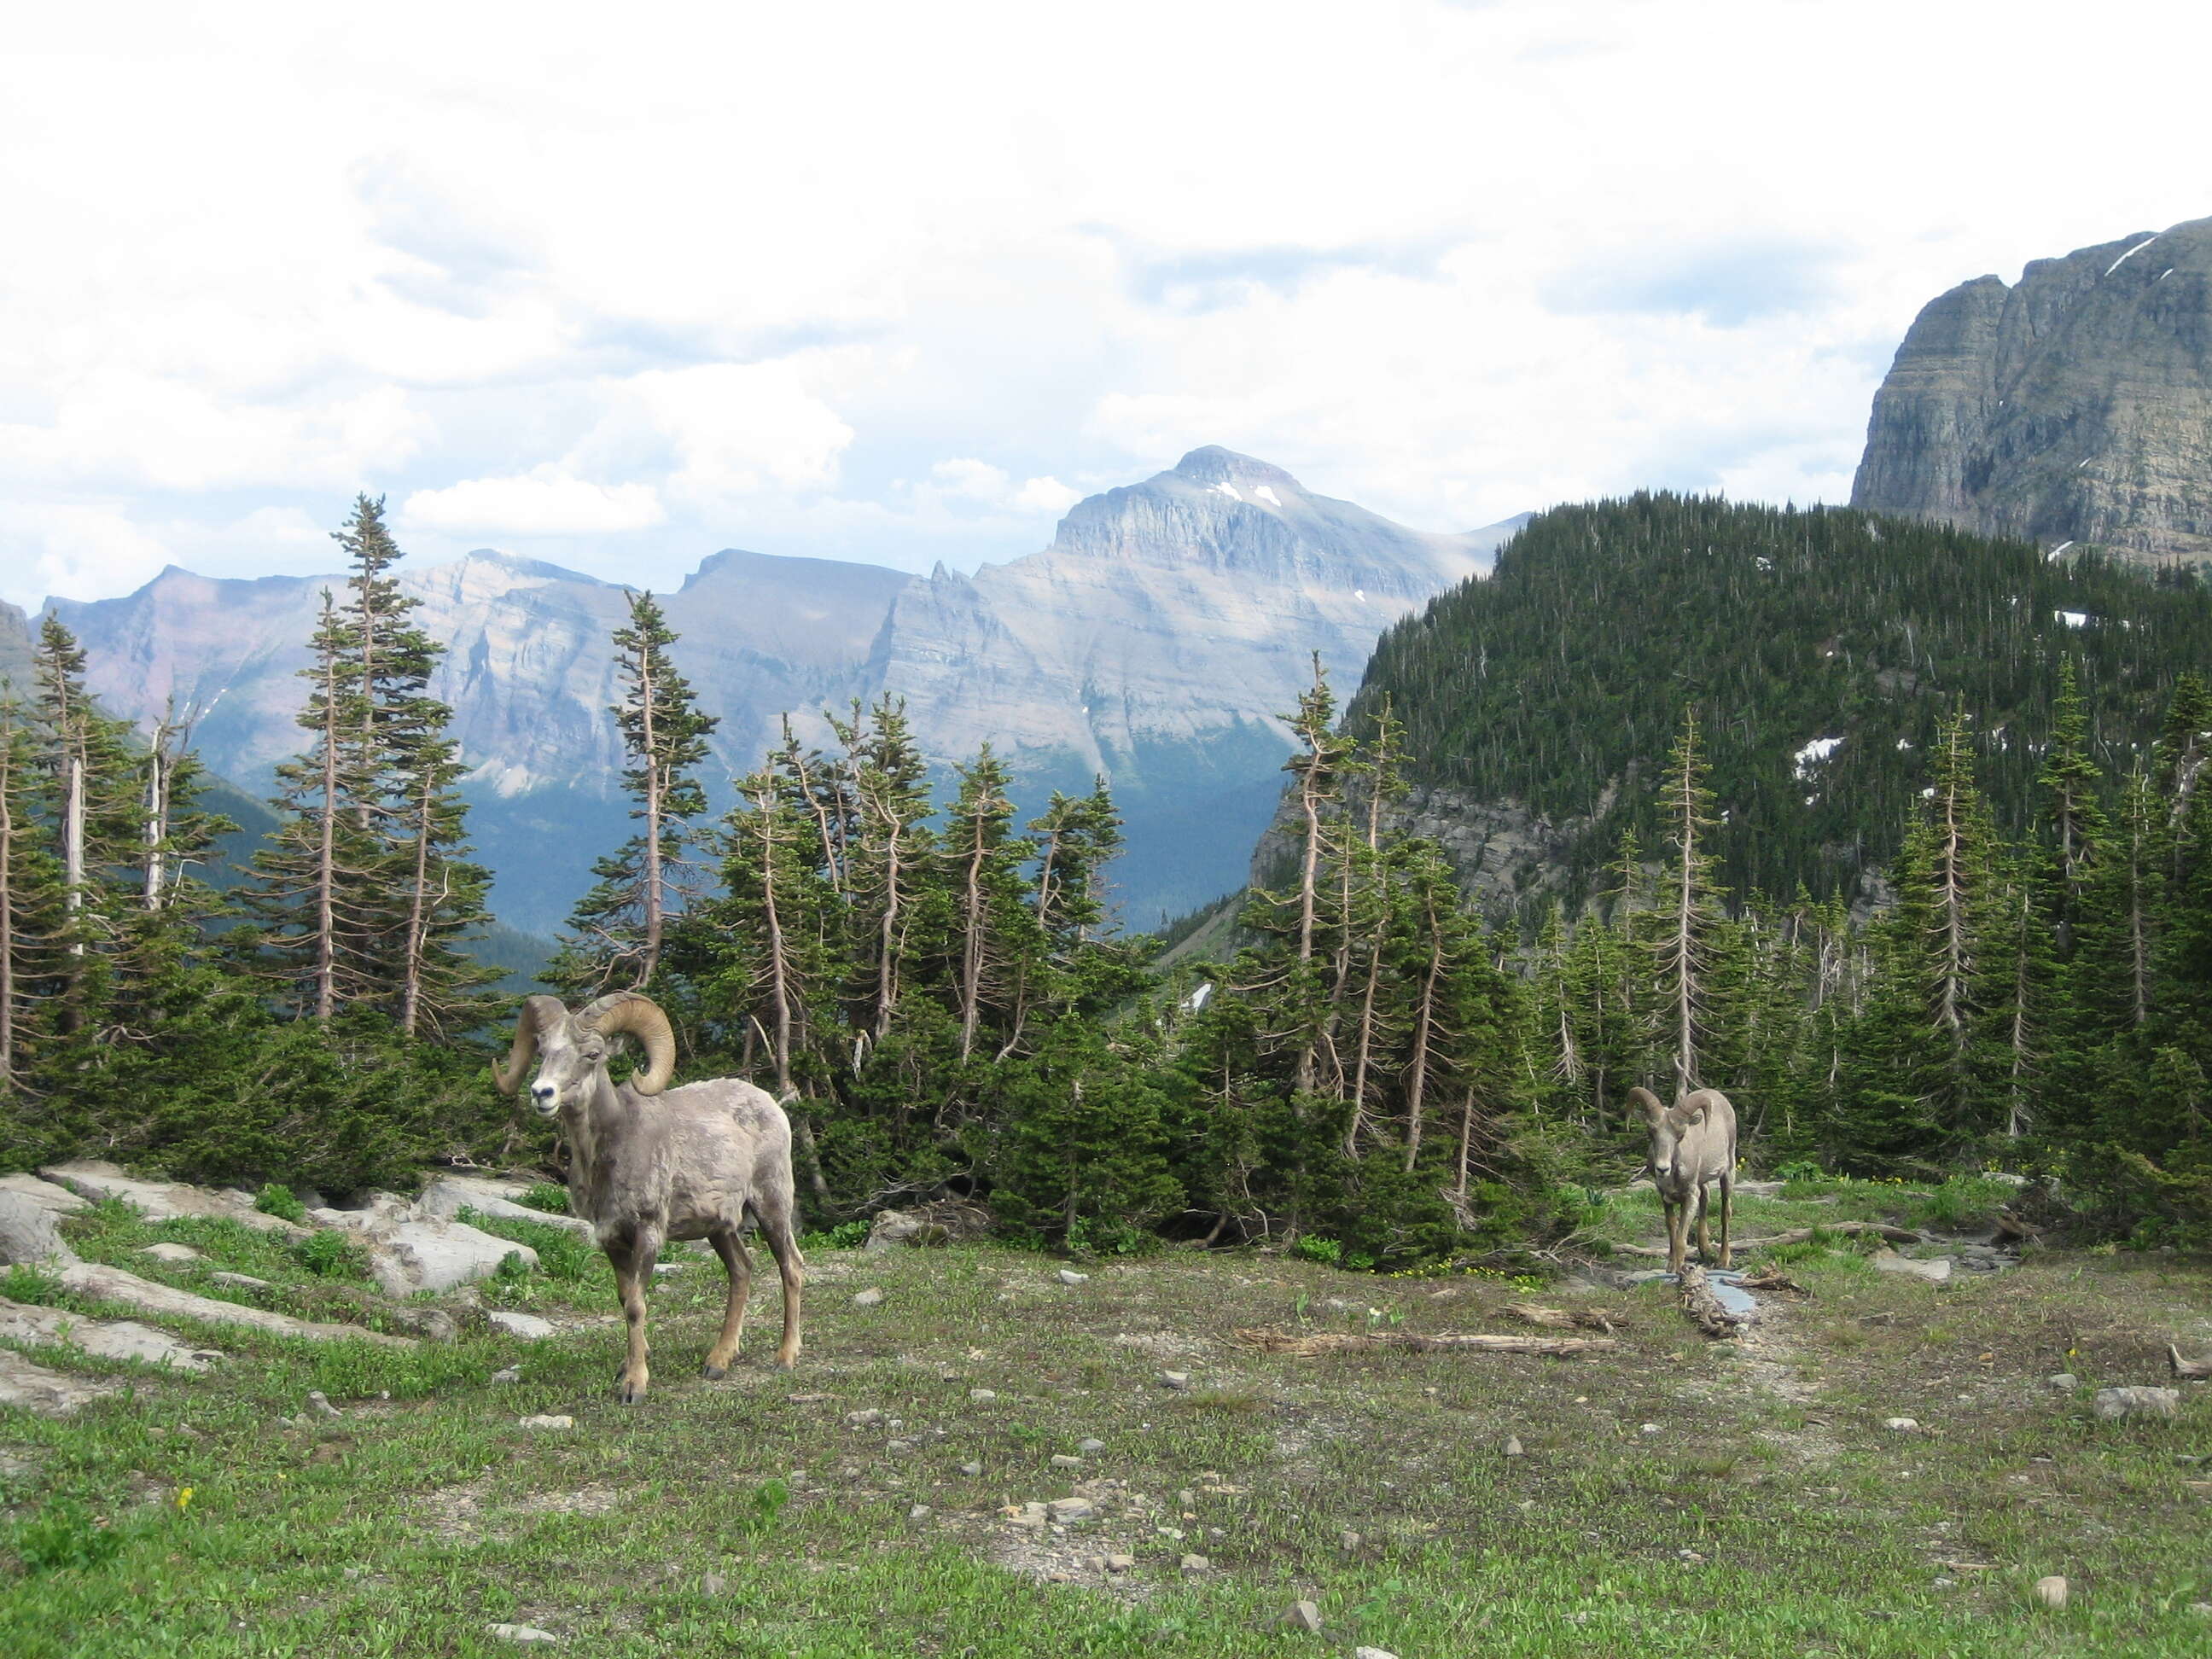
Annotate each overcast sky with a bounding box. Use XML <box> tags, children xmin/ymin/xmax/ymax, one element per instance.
<box><xmin>4</xmin><ymin>0</ymin><xmax>2209</xmax><ymax>613</ymax></box>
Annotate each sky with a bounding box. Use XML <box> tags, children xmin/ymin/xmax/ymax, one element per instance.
<box><xmin>4</xmin><ymin>0</ymin><xmax>2211</xmax><ymax>614</ymax></box>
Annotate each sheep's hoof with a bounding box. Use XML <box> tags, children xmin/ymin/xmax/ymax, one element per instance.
<box><xmin>701</xmin><ymin>1362</ymin><xmax>729</xmax><ymax>1381</ymax></box>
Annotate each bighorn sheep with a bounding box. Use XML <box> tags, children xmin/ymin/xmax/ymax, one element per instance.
<box><xmin>1632</xmin><ymin>1086</ymin><xmax>1737</xmax><ymax>1275</ymax></box>
<box><xmin>494</xmin><ymin>992</ymin><xmax>804</xmax><ymax>1400</ymax></box>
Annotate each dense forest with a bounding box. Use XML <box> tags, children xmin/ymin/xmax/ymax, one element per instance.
<box><xmin>1354</xmin><ymin>493</ymin><xmax>2212</xmax><ymax>913</ymax></box>
<box><xmin>1</xmin><ymin>494</ymin><xmax>2207</xmax><ymax>1260</ymax></box>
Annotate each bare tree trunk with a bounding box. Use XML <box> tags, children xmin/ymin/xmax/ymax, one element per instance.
<box><xmin>0</xmin><ymin>736</ymin><xmax>15</xmax><ymax>1086</ymax></box>
<box><xmin>958</xmin><ymin>811</ymin><xmax>989</xmax><ymax>1062</ymax></box>
<box><xmin>314</xmin><ymin>645</ymin><xmax>341</xmax><ymax>1022</ymax></box>
<box><xmin>62</xmin><ymin>755</ymin><xmax>84</xmax><ymax>953</ymax></box>
<box><xmin>1453</xmin><ymin>1086</ymin><xmax>1476</xmax><ymax>1200</ymax></box>
<box><xmin>637</xmin><ymin>638</ymin><xmax>664</xmax><ymax>986</ymax></box>
<box><xmin>1402</xmin><ymin>899</ymin><xmax>1447</xmax><ymax>1174</ymax></box>
<box><xmin>750</xmin><ymin>783</ymin><xmax>796</xmax><ymax>1094</ymax></box>
<box><xmin>398</xmin><ymin>769</ymin><xmax>435</xmax><ymax>1037</ymax></box>
<box><xmin>875</xmin><ymin>805</ymin><xmax>903</xmax><ymax>1040</ymax></box>
<box><xmin>143</xmin><ymin>731</ymin><xmax>169</xmax><ymax>913</ymax></box>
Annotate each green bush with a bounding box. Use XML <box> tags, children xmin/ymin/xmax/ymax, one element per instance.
<box><xmin>291</xmin><ymin>1228</ymin><xmax>364</xmax><ymax>1280</ymax></box>
<box><xmin>253</xmin><ymin>1183</ymin><xmax>307</xmax><ymax>1224</ymax></box>
<box><xmin>14</xmin><ymin>1499</ymin><xmax>125</xmax><ymax>1574</ymax></box>
<box><xmin>800</xmin><ymin>1220</ymin><xmax>870</xmax><ymax>1252</ymax></box>
<box><xmin>1291</xmin><ymin>1235</ymin><xmax>1344</xmax><ymax>1266</ymax></box>
<box><xmin>515</xmin><ymin>1184</ymin><xmax>572</xmax><ymax>1215</ymax></box>
<box><xmin>460</xmin><ymin>1208</ymin><xmax>596</xmax><ymax>1282</ymax></box>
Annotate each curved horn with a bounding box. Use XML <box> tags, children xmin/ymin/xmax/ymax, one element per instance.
<box><xmin>492</xmin><ymin>995</ymin><xmax>569</xmax><ymax>1095</ymax></box>
<box><xmin>578</xmin><ymin>991</ymin><xmax>677</xmax><ymax>1096</ymax></box>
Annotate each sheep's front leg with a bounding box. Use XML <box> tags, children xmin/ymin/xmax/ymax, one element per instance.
<box><xmin>701</xmin><ymin>1226</ymin><xmax>754</xmax><ymax>1378</ymax></box>
<box><xmin>1663</xmin><ymin>1196</ymin><xmax>1686</xmax><ymax>1276</ymax></box>
<box><xmin>1716</xmin><ymin>1170</ymin><xmax>1734</xmax><ymax>1269</ymax></box>
<box><xmin>1694</xmin><ymin>1183</ymin><xmax>1714</xmax><ymax>1266</ymax></box>
<box><xmin>608</xmin><ymin>1227</ymin><xmax>661</xmax><ymax>1404</ymax></box>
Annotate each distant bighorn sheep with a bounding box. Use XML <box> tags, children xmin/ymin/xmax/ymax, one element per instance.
<box><xmin>494</xmin><ymin>992</ymin><xmax>804</xmax><ymax>1400</ymax></box>
<box><xmin>1632</xmin><ymin>1086</ymin><xmax>1738</xmax><ymax>1275</ymax></box>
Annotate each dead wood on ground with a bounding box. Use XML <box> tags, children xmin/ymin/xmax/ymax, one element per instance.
<box><xmin>1233</xmin><ymin>1328</ymin><xmax>1617</xmax><ymax>1358</ymax></box>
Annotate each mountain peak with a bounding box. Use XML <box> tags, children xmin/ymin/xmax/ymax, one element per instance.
<box><xmin>1170</xmin><ymin>446</ymin><xmax>1302</xmax><ymax>492</ymax></box>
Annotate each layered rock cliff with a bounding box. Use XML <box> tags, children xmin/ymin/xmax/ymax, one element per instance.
<box><xmin>1852</xmin><ymin>214</ymin><xmax>2212</xmax><ymax>563</ymax></box>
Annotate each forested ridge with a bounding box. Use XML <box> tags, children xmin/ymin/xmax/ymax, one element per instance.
<box><xmin>1353</xmin><ymin>493</ymin><xmax>2212</xmax><ymax>911</ymax></box>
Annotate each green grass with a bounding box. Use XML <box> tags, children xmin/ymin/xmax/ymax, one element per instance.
<box><xmin>1</xmin><ymin>1191</ymin><xmax>2207</xmax><ymax>1655</ymax></box>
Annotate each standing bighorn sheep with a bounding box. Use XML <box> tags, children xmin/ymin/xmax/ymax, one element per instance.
<box><xmin>494</xmin><ymin>992</ymin><xmax>804</xmax><ymax>1400</ymax></box>
<box><xmin>1632</xmin><ymin>1085</ymin><xmax>1737</xmax><ymax>1275</ymax></box>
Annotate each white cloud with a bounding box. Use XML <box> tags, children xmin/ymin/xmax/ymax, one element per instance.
<box><xmin>3</xmin><ymin>0</ymin><xmax>2210</xmax><ymax>604</ymax></box>
<box><xmin>401</xmin><ymin>468</ymin><xmax>666</xmax><ymax>537</ymax></box>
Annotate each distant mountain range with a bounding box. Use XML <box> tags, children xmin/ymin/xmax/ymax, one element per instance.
<box><xmin>1853</xmin><ymin>212</ymin><xmax>2212</xmax><ymax>565</ymax></box>
<box><xmin>13</xmin><ymin>448</ymin><xmax>1522</xmax><ymax>937</ymax></box>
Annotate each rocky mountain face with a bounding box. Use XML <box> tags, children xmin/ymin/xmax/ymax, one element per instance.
<box><xmin>0</xmin><ymin>601</ymin><xmax>33</xmax><ymax>693</ymax></box>
<box><xmin>1852</xmin><ymin>214</ymin><xmax>2212</xmax><ymax>563</ymax></box>
<box><xmin>44</xmin><ymin>449</ymin><xmax>1516</xmax><ymax>935</ymax></box>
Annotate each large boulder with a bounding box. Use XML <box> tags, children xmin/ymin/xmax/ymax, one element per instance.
<box><xmin>865</xmin><ymin>1199</ymin><xmax>992</xmax><ymax>1252</ymax></box>
<box><xmin>0</xmin><ymin>1190</ymin><xmax>78</xmax><ymax>1267</ymax></box>
<box><xmin>0</xmin><ymin>1172</ymin><xmax>88</xmax><ymax>1214</ymax></box>
<box><xmin>357</xmin><ymin>1220</ymin><xmax>538</xmax><ymax>1298</ymax></box>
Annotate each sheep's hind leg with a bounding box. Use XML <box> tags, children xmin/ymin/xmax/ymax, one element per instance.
<box><xmin>754</xmin><ymin>1193</ymin><xmax>806</xmax><ymax>1371</ymax></box>
<box><xmin>701</xmin><ymin>1226</ymin><xmax>754</xmax><ymax>1378</ymax></box>
<box><xmin>1716</xmin><ymin>1171</ymin><xmax>1734</xmax><ymax>1270</ymax></box>
<box><xmin>613</xmin><ymin>1225</ymin><xmax>661</xmax><ymax>1405</ymax></box>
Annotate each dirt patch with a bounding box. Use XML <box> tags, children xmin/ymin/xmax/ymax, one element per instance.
<box><xmin>414</xmin><ymin>1479</ymin><xmax>627</xmax><ymax>1544</ymax></box>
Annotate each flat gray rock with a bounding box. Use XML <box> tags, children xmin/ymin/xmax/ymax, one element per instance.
<box><xmin>0</xmin><ymin>1295</ymin><xmax>224</xmax><ymax>1371</ymax></box>
<box><xmin>416</xmin><ymin>1179</ymin><xmax>594</xmax><ymax>1239</ymax></box>
<box><xmin>1871</xmin><ymin>1252</ymin><xmax>1953</xmax><ymax>1283</ymax></box>
<box><xmin>40</xmin><ymin>1161</ymin><xmax>304</xmax><ymax>1235</ymax></box>
<box><xmin>210</xmin><ymin>1272</ymin><xmax>271</xmax><ymax>1290</ymax></box>
<box><xmin>358</xmin><ymin>1220</ymin><xmax>538</xmax><ymax>1297</ymax></box>
<box><xmin>487</xmin><ymin>1310</ymin><xmax>556</xmax><ymax>1341</ymax></box>
<box><xmin>0</xmin><ymin>1348</ymin><xmax>122</xmax><ymax>1416</ymax></box>
<box><xmin>0</xmin><ymin>1191</ymin><xmax>77</xmax><ymax>1267</ymax></box>
<box><xmin>139</xmin><ymin>1242</ymin><xmax>205</xmax><ymax>1264</ymax></box>
<box><xmin>0</xmin><ymin>1173</ymin><xmax>88</xmax><ymax>1214</ymax></box>
<box><xmin>2094</xmin><ymin>1386</ymin><xmax>2180</xmax><ymax>1421</ymax></box>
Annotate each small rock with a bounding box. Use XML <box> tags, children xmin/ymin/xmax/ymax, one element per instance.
<box><xmin>1179</xmin><ymin>1553</ymin><xmax>1209</xmax><ymax>1574</ymax></box>
<box><xmin>887</xmin><ymin>1439</ymin><xmax>915</xmax><ymax>1455</ymax></box>
<box><xmin>853</xmin><ymin>1288</ymin><xmax>885</xmax><ymax>1307</ymax></box>
<box><xmin>210</xmin><ymin>1271</ymin><xmax>271</xmax><ymax>1289</ymax></box>
<box><xmin>306</xmin><ymin>1390</ymin><xmax>341</xmax><ymax>1419</ymax></box>
<box><xmin>2046</xmin><ymin>1373</ymin><xmax>2078</xmax><ymax>1391</ymax></box>
<box><xmin>1503</xmin><ymin>1435</ymin><xmax>1524</xmax><ymax>1458</ymax></box>
<box><xmin>2093</xmin><ymin>1386</ymin><xmax>2179</xmax><ymax>1421</ymax></box>
<box><xmin>1639</xmin><ymin>1423</ymin><xmax>1662</xmax><ymax>1435</ymax></box>
<box><xmin>1076</xmin><ymin>1436</ymin><xmax>1106</xmax><ymax>1453</ymax></box>
<box><xmin>139</xmin><ymin>1242</ymin><xmax>205</xmax><ymax>1263</ymax></box>
<box><xmin>1103</xmin><ymin>1553</ymin><xmax>1136</xmax><ymax>1572</ymax></box>
<box><xmin>1158</xmin><ymin>1371</ymin><xmax>1191</xmax><ymax>1390</ymax></box>
<box><xmin>1871</xmin><ymin>1251</ymin><xmax>1953</xmax><ymax>1283</ymax></box>
<box><xmin>651</xmin><ymin>1260</ymin><xmax>685</xmax><ymax>1275</ymax></box>
<box><xmin>1051</xmin><ymin>1453</ymin><xmax>1084</xmax><ymax>1469</ymax></box>
<box><xmin>908</xmin><ymin>1504</ymin><xmax>932</xmax><ymax>1520</ymax></box>
<box><xmin>519</xmin><ymin>1414</ymin><xmax>574</xmax><ymax>1432</ymax></box>
<box><xmin>1057</xmin><ymin>1268</ymin><xmax>1089</xmax><ymax>1285</ymax></box>
<box><xmin>1281</xmin><ymin>1599</ymin><xmax>1324</xmax><ymax>1633</ymax></box>
<box><xmin>486</xmin><ymin>1310</ymin><xmax>556</xmax><ymax>1341</ymax></box>
<box><xmin>1678</xmin><ymin>1547</ymin><xmax>1705</xmax><ymax>1562</ymax></box>
<box><xmin>491</xmin><ymin>1365</ymin><xmax>522</xmax><ymax>1385</ymax></box>
<box><xmin>2033</xmin><ymin>1575</ymin><xmax>2068</xmax><ymax>1610</ymax></box>
<box><xmin>1355</xmin><ymin>1650</ymin><xmax>1400</xmax><ymax>1659</ymax></box>
<box><xmin>1883</xmin><ymin>1417</ymin><xmax>1918</xmax><ymax>1432</ymax></box>
<box><xmin>486</xmin><ymin>1625</ymin><xmax>560</xmax><ymax>1644</ymax></box>
<box><xmin>1046</xmin><ymin>1497</ymin><xmax>1097</xmax><ymax>1522</ymax></box>
<box><xmin>845</xmin><ymin>1409</ymin><xmax>885</xmax><ymax>1427</ymax></box>
<box><xmin>969</xmin><ymin>1388</ymin><xmax>998</xmax><ymax>1402</ymax></box>
<box><xmin>1340</xmin><ymin>1529</ymin><xmax>1362</xmax><ymax>1551</ymax></box>
<box><xmin>701</xmin><ymin>1572</ymin><xmax>727</xmax><ymax>1596</ymax></box>
<box><xmin>958</xmin><ymin>1460</ymin><xmax>983</xmax><ymax>1476</ymax></box>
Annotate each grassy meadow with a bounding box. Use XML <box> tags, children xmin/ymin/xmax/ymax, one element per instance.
<box><xmin>1</xmin><ymin>1188</ymin><xmax>2208</xmax><ymax>1657</ymax></box>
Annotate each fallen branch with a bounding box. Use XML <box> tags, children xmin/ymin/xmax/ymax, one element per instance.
<box><xmin>1234</xmin><ymin>1327</ymin><xmax>1616</xmax><ymax>1358</ymax></box>
<box><xmin>1505</xmin><ymin>1301</ymin><xmax>1615</xmax><ymax>1335</ymax></box>
<box><xmin>1610</xmin><ymin>1220</ymin><xmax>1925</xmax><ymax>1259</ymax></box>
<box><xmin>2169</xmin><ymin>1344</ymin><xmax>2211</xmax><ymax>1381</ymax></box>
<box><xmin>1678</xmin><ymin>1265</ymin><xmax>1752</xmax><ymax>1339</ymax></box>
<box><xmin>1736</xmin><ymin>1266</ymin><xmax>1812</xmax><ymax>1298</ymax></box>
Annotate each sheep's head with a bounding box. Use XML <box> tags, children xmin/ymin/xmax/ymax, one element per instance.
<box><xmin>1633</xmin><ymin>1086</ymin><xmax>1707</xmax><ymax>1185</ymax></box>
<box><xmin>493</xmin><ymin>992</ymin><xmax>676</xmax><ymax>1115</ymax></box>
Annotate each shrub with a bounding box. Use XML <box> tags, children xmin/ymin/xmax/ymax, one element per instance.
<box><xmin>515</xmin><ymin>1184</ymin><xmax>571</xmax><ymax>1215</ymax></box>
<box><xmin>14</xmin><ymin>1499</ymin><xmax>125</xmax><ymax>1574</ymax></box>
<box><xmin>459</xmin><ymin>1209</ymin><xmax>596</xmax><ymax>1282</ymax></box>
<box><xmin>1291</xmin><ymin>1235</ymin><xmax>1344</xmax><ymax>1266</ymax></box>
<box><xmin>291</xmin><ymin>1229</ymin><xmax>364</xmax><ymax>1280</ymax></box>
<box><xmin>801</xmin><ymin>1220</ymin><xmax>870</xmax><ymax>1252</ymax></box>
<box><xmin>253</xmin><ymin>1183</ymin><xmax>307</xmax><ymax>1224</ymax></box>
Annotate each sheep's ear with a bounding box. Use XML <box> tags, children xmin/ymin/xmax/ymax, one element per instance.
<box><xmin>1679</xmin><ymin>1103</ymin><xmax>1708</xmax><ymax>1128</ymax></box>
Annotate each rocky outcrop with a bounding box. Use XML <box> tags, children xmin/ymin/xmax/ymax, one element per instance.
<box><xmin>1853</xmin><ymin>214</ymin><xmax>2212</xmax><ymax>564</ymax></box>
<box><xmin>0</xmin><ymin>598</ymin><xmax>34</xmax><ymax>694</ymax></box>
<box><xmin>1249</xmin><ymin>778</ymin><xmax>1594</xmax><ymax>917</ymax></box>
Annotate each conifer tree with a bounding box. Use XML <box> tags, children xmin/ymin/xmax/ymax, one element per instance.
<box><xmin>556</xmin><ymin>591</ymin><xmax>718</xmax><ymax>991</ymax></box>
<box><xmin>1650</xmin><ymin>709</ymin><xmax>1724</xmax><ymax>1093</ymax></box>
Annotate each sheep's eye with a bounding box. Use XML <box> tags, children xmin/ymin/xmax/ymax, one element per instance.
<box><xmin>582</xmin><ymin>1045</ymin><xmax>604</xmax><ymax>1062</ymax></box>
